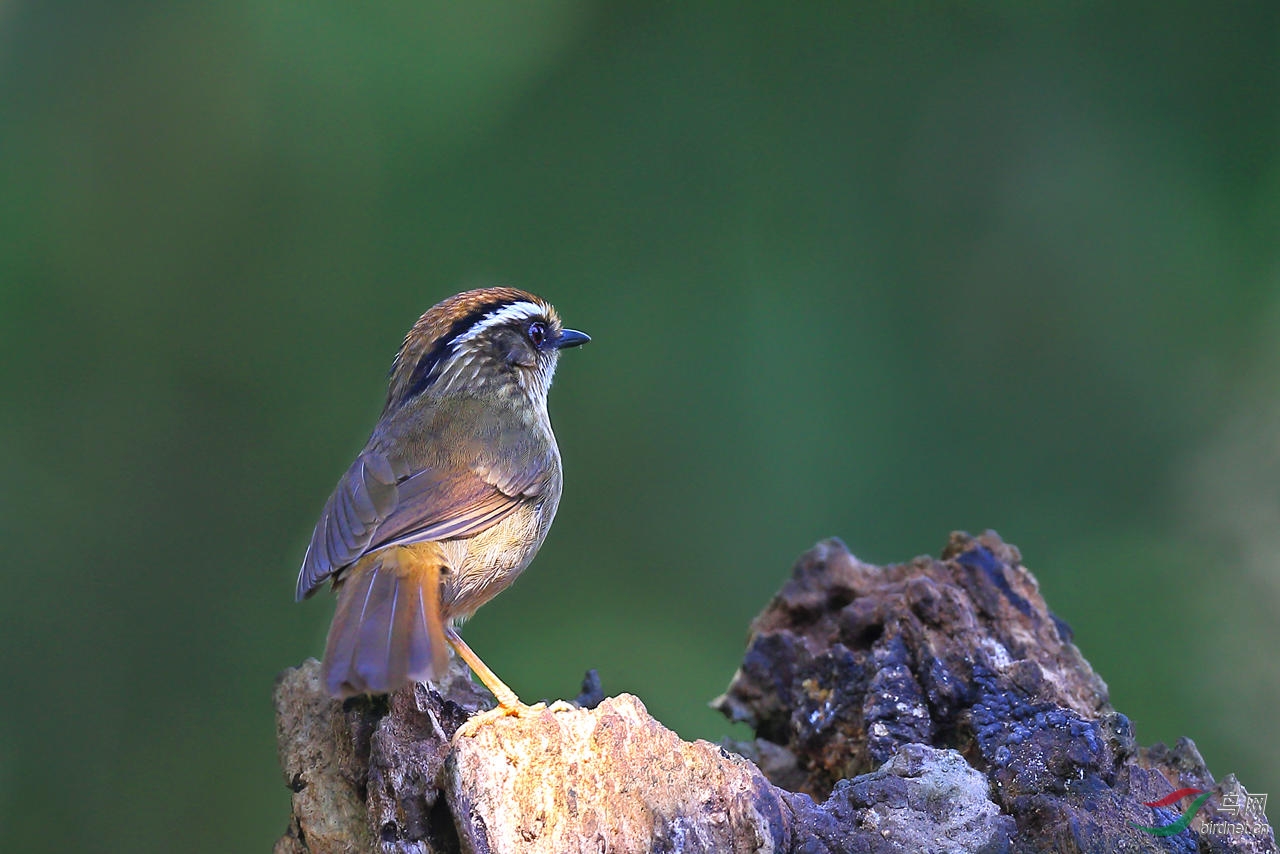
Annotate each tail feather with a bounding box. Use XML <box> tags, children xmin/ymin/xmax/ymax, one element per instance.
<box><xmin>321</xmin><ymin>563</ymin><xmax>376</xmax><ymax>694</ymax></box>
<box><xmin>322</xmin><ymin>547</ymin><xmax>448</xmax><ymax>698</ymax></box>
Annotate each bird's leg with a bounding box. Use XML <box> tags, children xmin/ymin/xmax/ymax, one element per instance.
<box><xmin>445</xmin><ymin>627</ymin><xmax>578</xmax><ymax>740</ymax></box>
<box><xmin>445</xmin><ymin>626</ymin><xmax>522</xmax><ymax>710</ymax></box>
<box><xmin>446</xmin><ymin>627</ymin><xmax>567</xmax><ymax>743</ymax></box>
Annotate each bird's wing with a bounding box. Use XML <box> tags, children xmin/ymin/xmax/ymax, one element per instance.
<box><xmin>295</xmin><ymin>442</ymin><xmax>553</xmax><ymax>601</ymax></box>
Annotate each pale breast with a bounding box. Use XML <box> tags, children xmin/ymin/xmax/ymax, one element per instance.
<box><xmin>439</xmin><ymin>488</ymin><xmax>561</xmax><ymax>620</ymax></box>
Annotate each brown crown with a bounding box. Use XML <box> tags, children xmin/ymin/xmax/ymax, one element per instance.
<box><xmin>385</xmin><ymin>287</ymin><xmax>555</xmax><ymax>409</ymax></box>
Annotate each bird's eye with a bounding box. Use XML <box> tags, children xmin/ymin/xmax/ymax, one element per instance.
<box><xmin>526</xmin><ymin>321</ymin><xmax>547</xmax><ymax>348</ymax></box>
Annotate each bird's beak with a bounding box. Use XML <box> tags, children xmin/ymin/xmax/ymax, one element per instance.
<box><xmin>554</xmin><ymin>328</ymin><xmax>591</xmax><ymax>349</ymax></box>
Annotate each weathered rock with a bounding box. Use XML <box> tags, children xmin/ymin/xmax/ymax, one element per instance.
<box><xmin>715</xmin><ymin>531</ymin><xmax>1276</xmax><ymax>854</ymax></box>
<box><xmin>274</xmin><ymin>661</ymin><xmax>376</xmax><ymax>854</ymax></box>
<box><xmin>778</xmin><ymin>742</ymin><xmax>1013</xmax><ymax>853</ymax></box>
<box><xmin>274</xmin><ymin>657</ymin><xmax>1009</xmax><ymax>854</ymax></box>
<box><xmin>274</xmin><ymin>532</ymin><xmax>1275</xmax><ymax>853</ymax></box>
<box><xmin>446</xmin><ymin>694</ymin><xmax>789</xmax><ymax>853</ymax></box>
<box><xmin>275</xmin><ymin>656</ymin><xmax>493</xmax><ymax>854</ymax></box>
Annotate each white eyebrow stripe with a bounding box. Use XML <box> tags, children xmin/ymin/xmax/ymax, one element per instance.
<box><xmin>451</xmin><ymin>300</ymin><xmax>544</xmax><ymax>347</ymax></box>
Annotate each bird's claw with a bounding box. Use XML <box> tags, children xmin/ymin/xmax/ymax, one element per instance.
<box><xmin>451</xmin><ymin>698</ymin><xmax>577</xmax><ymax>740</ymax></box>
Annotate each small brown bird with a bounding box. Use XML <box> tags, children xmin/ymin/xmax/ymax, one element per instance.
<box><xmin>296</xmin><ymin>287</ymin><xmax>589</xmax><ymax>710</ymax></box>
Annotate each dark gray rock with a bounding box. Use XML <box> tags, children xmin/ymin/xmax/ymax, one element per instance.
<box><xmin>714</xmin><ymin>531</ymin><xmax>1276</xmax><ymax>854</ymax></box>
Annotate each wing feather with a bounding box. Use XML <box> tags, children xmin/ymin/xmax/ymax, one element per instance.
<box><xmin>295</xmin><ymin>439</ymin><xmax>554</xmax><ymax>601</ymax></box>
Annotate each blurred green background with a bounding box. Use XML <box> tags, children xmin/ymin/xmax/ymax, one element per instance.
<box><xmin>2</xmin><ymin>2</ymin><xmax>1277</xmax><ymax>849</ymax></box>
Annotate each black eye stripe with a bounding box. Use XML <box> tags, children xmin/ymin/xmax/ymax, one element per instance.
<box><xmin>401</xmin><ymin>300</ymin><xmax>519</xmax><ymax>400</ymax></box>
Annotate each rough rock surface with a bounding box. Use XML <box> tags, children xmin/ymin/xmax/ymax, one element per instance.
<box><xmin>274</xmin><ymin>532</ymin><xmax>1275</xmax><ymax>854</ymax></box>
<box><xmin>716</xmin><ymin>531</ymin><xmax>1276</xmax><ymax>854</ymax></box>
<box><xmin>446</xmin><ymin>693</ymin><xmax>788</xmax><ymax>852</ymax></box>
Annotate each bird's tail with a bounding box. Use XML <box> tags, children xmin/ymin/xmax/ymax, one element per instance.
<box><xmin>321</xmin><ymin>545</ymin><xmax>449</xmax><ymax>698</ymax></box>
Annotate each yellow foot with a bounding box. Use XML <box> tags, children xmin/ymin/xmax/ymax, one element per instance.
<box><xmin>452</xmin><ymin>700</ymin><xmax>546</xmax><ymax>741</ymax></box>
<box><xmin>451</xmin><ymin>699</ymin><xmax>580</xmax><ymax>740</ymax></box>
<box><xmin>545</xmin><ymin>699</ymin><xmax>578</xmax><ymax>714</ymax></box>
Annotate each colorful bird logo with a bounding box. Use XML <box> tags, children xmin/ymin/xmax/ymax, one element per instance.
<box><xmin>1132</xmin><ymin>788</ymin><xmax>1212</xmax><ymax>836</ymax></box>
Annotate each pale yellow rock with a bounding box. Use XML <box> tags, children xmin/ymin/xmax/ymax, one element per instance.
<box><xmin>445</xmin><ymin>693</ymin><xmax>786</xmax><ymax>854</ymax></box>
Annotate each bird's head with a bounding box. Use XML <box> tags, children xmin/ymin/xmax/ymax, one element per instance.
<box><xmin>385</xmin><ymin>287</ymin><xmax>589</xmax><ymax>412</ymax></box>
